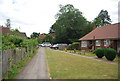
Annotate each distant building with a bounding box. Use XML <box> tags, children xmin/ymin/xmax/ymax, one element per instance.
<box><xmin>0</xmin><ymin>26</ymin><xmax>27</xmax><ymax>39</ymax></box>
<box><xmin>49</xmin><ymin>33</ymin><xmax>56</xmax><ymax>38</ymax></box>
<box><xmin>79</xmin><ymin>22</ymin><xmax>120</xmax><ymax>52</ymax></box>
<box><xmin>0</xmin><ymin>27</ymin><xmax>10</xmax><ymax>34</ymax></box>
<box><xmin>39</xmin><ymin>33</ymin><xmax>56</xmax><ymax>40</ymax></box>
<box><xmin>19</xmin><ymin>32</ymin><xmax>27</xmax><ymax>39</ymax></box>
<box><xmin>39</xmin><ymin>33</ymin><xmax>46</xmax><ymax>40</ymax></box>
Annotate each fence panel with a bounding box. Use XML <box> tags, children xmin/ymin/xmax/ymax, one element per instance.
<box><xmin>2</xmin><ymin>50</ymin><xmax>8</xmax><ymax>78</ymax></box>
<box><xmin>0</xmin><ymin>50</ymin><xmax>2</xmax><ymax>80</ymax></box>
<box><xmin>2</xmin><ymin>47</ymin><xmax>28</xmax><ymax>78</ymax></box>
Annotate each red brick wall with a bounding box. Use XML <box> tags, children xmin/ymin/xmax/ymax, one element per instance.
<box><xmin>80</xmin><ymin>40</ymin><xmax>117</xmax><ymax>51</ymax></box>
<box><xmin>0</xmin><ymin>27</ymin><xmax>10</xmax><ymax>34</ymax></box>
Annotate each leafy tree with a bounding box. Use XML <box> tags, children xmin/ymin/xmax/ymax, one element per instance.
<box><xmin>2</xmin><ymin>28</ymin><xmax>39</xmax><ymax>50</ymax></box>
<box><xmin>30</xmin><ymin>32</ymin><xmax>40</xmax><ymax>38</ymax></box>
<box><xmin>51</xmin><ymin>4</ymin><xmax>92</xmax><ymax>44</ymax></box>
<box><xmin>22</xmin><ymin>38</ymin><xmax>38</xmax><ymax>47</ymax></box>
<box><xmin>42</xmin><ymin>34</ymin><xmax>54</xmax><ymax>43</ymax></box>
<box><xmin>93</xmin><ymin>10</ymin><xmax>111</xmax><ymax>27</ymax></box>
<box><xmin>49</xmin><ymin>28</ymin><xmax>55</xmax><ymax>33</ymax></box>
<box><xmin>2</xmin><ymin>34</ymin><xmax>24</xmax><ymax>49</ymax></box>
<box><xmin>10</xmin><ymin>29</ymin><xmax>20</xmax><ymax>36</ymax></box>
<box><xmin>5</xmin><ymin>19</ymin><xmax>11</xmax><ymax>27</ymax></box>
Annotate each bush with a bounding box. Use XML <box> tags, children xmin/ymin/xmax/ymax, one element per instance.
<box><xmin>104</xmin><ymin>48</ymin><xmax>117</xmax><ymax>61</ymax></box>
<box><xmin>68</xmin><ymin>42</ymin><xmax>80</xmax><ymax>50</ymax></box>
<box><xmin>94</xmin><ymin>48</ymin><xmax>105</xmax><ymax>58</ymax></box>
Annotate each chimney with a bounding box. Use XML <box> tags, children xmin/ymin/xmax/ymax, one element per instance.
<box><xmin>93</xmin><ymin>25</ymin><xmax>96</xmax><ymax>30</ymax></box>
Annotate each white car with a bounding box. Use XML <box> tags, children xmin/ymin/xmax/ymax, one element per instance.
<box><xmin>41</xmin><ymin>42</ymin><xmax>51</xmax><ymax>47</ymax></box>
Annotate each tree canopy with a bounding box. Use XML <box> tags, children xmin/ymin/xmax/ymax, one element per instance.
<box><xmin>30</xmin><ymin>32</ymin><xmax>40</xmax><ymax>38</ymax></box>
<box><xmin>50</xmin><ymin>4</ymin><xmax>92</xmax><ymax>44</ymax></box>
<box><xmin>93</xmin><ymin>10</ymin><xmax>111</xmax><ymax>27</ymax></box>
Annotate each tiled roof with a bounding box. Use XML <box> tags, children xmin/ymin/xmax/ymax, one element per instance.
<box><xmin>79</xmin><ymin>22</ymin><xmax>120</xmax><ymax>40</ymax></box>
<box><xmin>39</xmin><ymin>33</ymin><xmax>56</xmax><ymax>39</ymax></box>
<box><xmin>49</xmin><ymin>33</ymin><xmax>56</xmax><ymax>38</ymax></box>
<box><xmin>19</xmin><ymin>32</ymin><xmax>27</xmax><ymax>39</ymax></box>
<box><xmin>39</xmin><ymin>34</ymin><xmax>46</xmax><ymax>39</ymax></box>
<box><xmin>0</xmin><ymin>27</ymin><xmax>10</xmax><ymax>34</ymax></box>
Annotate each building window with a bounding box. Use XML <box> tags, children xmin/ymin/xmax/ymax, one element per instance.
<box><xmin>96</xmin><ymin>40</ymin><xmax>101</xmax><ymax>46</ymax></box>
<box><xmin>81</xmin><ymin>41</ymin><xmax>87</xmax><ymax>47</ymax></box>
<box><xmin>104</xmin><ymin>40</ymin><xmax>110</xmax><ymax>46</ymax></box>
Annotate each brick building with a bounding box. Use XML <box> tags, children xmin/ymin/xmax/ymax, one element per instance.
<box><xmin>79</xmin><ymin>22</ymin><xmax>120</xmax><ymax>52</ymax></box>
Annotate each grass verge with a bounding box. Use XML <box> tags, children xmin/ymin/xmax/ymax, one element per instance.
<box><xmin>45</xmin><ymin>48</ymin><xmax>118</xmax><ymax>79</ymax></box>
<box><xmin>65</xmin><ymin>50</ymin><xmax>119</xmax><ymax>62</ymax></box>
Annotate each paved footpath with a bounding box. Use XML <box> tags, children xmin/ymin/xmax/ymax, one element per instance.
<box><xmin>16</xmin><ymin>47</ymin><xmax>49</xmax><ymax>79</ymax></box>
<box><xmin>58</xmin><ymin>50</ymin><xmax>118</xmax><ymax>65</ymax></box>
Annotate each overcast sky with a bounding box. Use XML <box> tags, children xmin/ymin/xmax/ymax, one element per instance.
<box><xmin>0</xmin><ymin>0</ymin><xmax>119</xmax><ymax>37</ymax></box>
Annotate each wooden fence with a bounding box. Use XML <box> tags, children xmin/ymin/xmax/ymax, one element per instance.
<box><xmin>1</xmin><ymin>47</ymin><xmax>34</xmax><ymax>78</ymax></box>
<box><xmin>0</xmin><ymin>50</ymin><xmax>2</xmax><ymax>80</ymax></box>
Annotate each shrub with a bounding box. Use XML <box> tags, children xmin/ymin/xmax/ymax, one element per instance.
<box><xmin>104</xmin><ymin>48</ymin><xmax>117</xmax><ymax>61</ymax></box>
<box><xmin>68</xmin><ymin>42</ymin><xmax>80</xmax><ymax>50</ymax></box>
<box><xmin>94</xmin><ymin>48</ymin><xmax>105</xmax><ymax>58</ymax></box>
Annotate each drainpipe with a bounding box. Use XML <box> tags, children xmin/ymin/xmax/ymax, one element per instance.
<box><xmin>93</xmin><ymin>36</ymin><xmax>95</xmax><ymax>50</ymax></box>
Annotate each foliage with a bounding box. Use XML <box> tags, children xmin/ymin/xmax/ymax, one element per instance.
<box><xmin>2</xmin><ymin>33</ymin><xmax>38</xmax><ymax>50</ymax></box>
<box><xmin>2</xmin><ymin>29</ymin><xmax>25</xmax><ymax>49</ymax></box>
<box><xmin>30</xmin><ymin>32</ymin><xmax>40</xmax><ymax>38</ymax></box>
<box><xmin>9</xmin><ymin>35</ymin><xmax>23</xmax><ymax>47</ymax></box>
<box><xmin>7</xmin><ymin>48</ymin><xmax>38</xmax><ymax>79</ymax></box>
<box><xmin>8</xmin><ymin>64</ymin><xmax>19</xmax><ymax>79</ymax></box>
<box><xmin>50</xmin><ymin>4</ymin><xmax>92</xmax><ymax>44</ymax></box>
<box><xmin>93</xmin><ymin>10</ymin><xmax>111</xmax><ymax>27</ymax></box>
<box><xmin>94</xmin><ymin>48</ymin><xmax>117</xmax><ymax>61</ymax></box>
<box><xmin>42</xmin><ymin>34</ymin><xmax>54</xmax><ymax>43</ymax></box>
<box><xmin>10</xmin><ymin>29</ymin><xmax>20</xmax><ymax>36</ymax></box>
<box><xmin>2</xmin><ymin>34</ymin><xmax>23</xmax><ymax>49</ymax></box>
<box><xmin>104</xmin><ymin>48</ymin><xmax>117</xmax><ymax>61</ymax></box>
<box><xmin>68</xmin><ymin>42</ymin><xmax>80</xmax><ymax>50</ymax></box>
<box><xmin>94</xmin><ymin>48</ymin><xmax>105</xmax><ymax>58</ymax></box>
<box><xmin>22</xmin><ymin>38</ymin><xmax>38</xmax><ymax>48</ymax></box>
<box><xmin>5</xmin><ymin>19</ymin><xmax>11</xmax><ymax>27</ymax></box>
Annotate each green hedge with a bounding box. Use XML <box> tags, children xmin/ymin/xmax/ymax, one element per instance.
<box><xmin>94</xmin><ymin>48</ymin><xmax>105</xmax><ymax>58</ymax></box>
<box><xmin>94</xmin><ymin>48</ymin><xmax>117</xmax><ymax>61</ymax></box>
<box><xmin>68</xmin><ymin>42</ymin><xmax>80</xmax><ymax>50</ymax></box>
<box><xmin>104</xmin><ymin>48</ymin><xmax>117</xmax><ymax>61</ymax></box>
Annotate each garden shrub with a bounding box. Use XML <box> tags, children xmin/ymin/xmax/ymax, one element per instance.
<box><xmin>68</xmin><ymin>42</ymin><xmax>80</xmax><ymax>50</ymax></box>
<box><xmin>94</xmin><ymin>48</ymin><xmax>105</xmax><ymax>58</ymax></box>
<box><xmin>104</xmin><ymin>48</ymin><xmax>117</xmax><ymax>61</ymax></box>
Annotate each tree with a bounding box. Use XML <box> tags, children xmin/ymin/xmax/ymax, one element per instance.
<box><xmin>51</xmin><ymin>4</ymin><xmax>92</xmax><ymax>44</ymax></box>
<box><xmin>93</xmin><ymin>10</ymin><xmax>111</xmax><ymax>27</ymax></box>
<box><xmin>5</xmin><ymin>19</ymin><xmax>11</xmax><ymax>27</ymax></box>
<box><xmin>30</xmin><ymin>32</ymin><xmax>40</xmax><ymax>38</ymax></box>
<box><xmin>42</xmin><ymin>34</ymin><xmax>54</xmax><ymax>43</ymax></box>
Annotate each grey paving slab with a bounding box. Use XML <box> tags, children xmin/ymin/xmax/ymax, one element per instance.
<box><xmin>16</xmin><ymin>47</ymin><xmax>49</xmax><ymax>79</ymax></box>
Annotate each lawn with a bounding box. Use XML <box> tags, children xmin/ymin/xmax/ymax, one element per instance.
<box><xmin>45</xmin><ymin>48</ymin><xmax>118</xmax><ymax>79</ymax></box>
<box><xmin>64</xmin><ymin>50</ymin><xmax>119</xmax><ymax>62</ymax></box>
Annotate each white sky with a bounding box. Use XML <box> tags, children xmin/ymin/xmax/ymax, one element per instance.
<box><xmin>0</xmin><ymin>0</ymin><xmax>119</xmax><ymax>37</ymax></box>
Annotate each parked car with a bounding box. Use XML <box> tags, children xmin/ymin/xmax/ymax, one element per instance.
<box><xmin>41</xmin><ymin>42</ymin><xmax>51</xmax><ymax>47</ymax></box>
<box><xmin>50</xmin><ymin>44</ymin><xmax>59</xmax><ymax>49</ymax></box>
<box><xmin>38</xmin><ymin>44</ymin><xmax>43</xmax><ymax>47</ymax></box>
<box><xmin>50</xmin><ymin>43</ymin><xmax>68</xmax><ymax>49</ymax></box>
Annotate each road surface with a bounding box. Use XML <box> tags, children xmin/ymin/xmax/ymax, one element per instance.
<box><xmin>16</xmin><ymin>47</ymin><xmax>49</xmax><ymax>79</ymax></box>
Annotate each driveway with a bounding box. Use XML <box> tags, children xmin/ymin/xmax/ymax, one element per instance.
<box><xmin>16</xmin><ymin>47</ymin><xmax>49</xmax><ymax>79</ymax></box>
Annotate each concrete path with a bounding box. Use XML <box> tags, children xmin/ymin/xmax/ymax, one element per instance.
<box><xmin>16</xmin><ymin>47</ymin><xmax>49</xmax><ymax>79</ymax></box>
<box><xmin>57</xmin><ymin>50</ymin><xmax>118</xmax><ymax>65</ymax></box>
